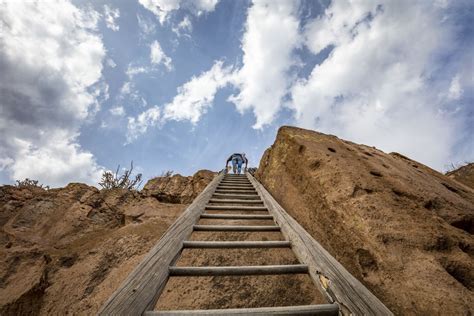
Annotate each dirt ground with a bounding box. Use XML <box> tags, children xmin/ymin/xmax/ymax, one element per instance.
<box><xmin>256</xmin><ymin>126</ymin><xmax>474</xmax><ymax>315</ymax></box>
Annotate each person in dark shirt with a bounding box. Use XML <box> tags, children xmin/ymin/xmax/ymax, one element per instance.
<box><xmin>225</xmin><ymin>153</ymin><xmax>248</xmax><ymax>174</ymax></box>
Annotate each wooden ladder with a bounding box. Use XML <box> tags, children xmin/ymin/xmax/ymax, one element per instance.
<box><xmin>99</xmin><ymin>173</ymin><xmax>392</xmax><ymax>316</ymax></box>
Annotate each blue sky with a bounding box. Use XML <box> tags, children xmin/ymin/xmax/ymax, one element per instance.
<box><xmin>0</xmin><ymin>0</ymin><xmax>472</xmax><ymax>187</ymax></box>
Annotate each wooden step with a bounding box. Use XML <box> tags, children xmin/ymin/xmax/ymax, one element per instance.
<box><xmin>201</xmin><ymin>214</ymin><xmax>273</xmax><ymax>219</ymax></box>
<box><xmin>208</xmin><ymin>199</ymin><xmax>263</xmax><ymax>204</ymax></box>
<box><xmin>214</xmin><ymin>190</ymin><xmax>258</xmax><ymax>195</ymax></box>
<box><xmin>169</xmin><ymin>264</ymin><xmax>308</xmax><ymax>276</ymax></box>
<box><xmin>220</xmin><ymin>181</ymin><xmax>252</xmax><ymax>185</ymax></box>
<box><xmin>212</xmin><ymin>193</ymin><xmax>261</xmax><ymax>200</ymax></box>
<box><xmin>146</xmin><ymin>304</ymin><xmax>340</xmax><ymax>315</ymax></box>
<box><xmin>218</xmin><ymin>183</ymin><xmax>255</xmax><ymax>189</ymax></box>
<box><xmin>217</xmin><ymin>187</ymin><xmax>255</xmax><ymax>191</ymax></box>
<box><xmin>182</xmin><ymin>241</ymin><xmax>290</xmax><ymax>248</ymax></box>
<box><xmin>193</xmin><ymin>225</ymin><xmax>280</xmax><ymax>231</ymax></box>
<box><xmin>205</xmin><ymin>205</ymin><xmax>267</xmax><ymax>211</ymax></box>
<box><xmin>220</xmin><ymin>179</ymin><xmax>251</xmax><ymax>182</ymax></box>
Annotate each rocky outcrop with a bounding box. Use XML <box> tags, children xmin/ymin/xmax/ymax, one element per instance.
<box><xmin>143</xmin><ymin>170</ymin><xmax>215</xmax><ymax>204</ymax></box>
<box><xmin>0</xmin><ymin>171</ymin><xmax>215</xmax><ymax>315</ymax></box>
<box><xmin>256</xmin><ymin>126</ymin><xmax>474</xmax><ymax>315</ymax></box>
<box><xmin>447</xmin><ymin>163</ymin><xmax>474</xmax><ymax>190</ymax></box>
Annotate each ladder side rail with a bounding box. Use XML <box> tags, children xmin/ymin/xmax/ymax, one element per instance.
<box><xmin>247</xmin><ymin>173</ymin><xmax>392</xmax><ymax>316</ymax></box>
<box><xmin>98</xmin><ymin>173</ymin><xmax>225</xmax><ymax>316</ymax></box>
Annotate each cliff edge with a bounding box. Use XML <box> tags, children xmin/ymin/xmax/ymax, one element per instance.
<box><xmin>256</xmin><ymin>126</ymin><xmax>473</xmax><ymax>315</ymax></box>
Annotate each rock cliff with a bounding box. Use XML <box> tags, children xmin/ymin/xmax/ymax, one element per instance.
<box><xmin>0</xmin><ymin>171</ymin><xmax>214</xmax><ymax>315</ymax></box>
<box><xmin>447</xmin><ymin>163</ymin><xmax>474</xmax><ymax>190</ymax></box>
<box><xmin>256</xmin><ymin>126</ymin><xmax>473</xmax><ymax>315</ymax></box>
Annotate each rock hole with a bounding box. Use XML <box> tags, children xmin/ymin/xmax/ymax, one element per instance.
<box><xmin>309</xmin><ymin>160</ymin><xmax>321</xmax><ymax>170</ymax></box>
<box><xmin>458</xmin><ymin>241</ymin><xmax>472</xmax><ymax>255</ymax></box>
<box><xmin>424</xmin><ymin>235</ymin><xmax>452</xmax><ymax>251</ymax></box>
<box><xmin>442</xmin><ymin>183</ymin><xmax>459</xmax><ymax>193</ymax></box>
<box><xmin>363</xmin><ymin>151</ymin><xmax>373</xmax><ymax>157</ymax></box>
<box><xmin>327</xmin><ymin>147</ymin><xmax>336</xmax><ymax>153</ymax></box>
<box><xmin>450</xmin><ymin>218</ymin><xmax>473</xmax><ymax>234</ymax></box>
<box><xmin>356</xmin><ymin>249</ymin><xmax>378</xmax><ymax>272</ymax></box>
<box><xmin>440</xmin><ymin>259</ymin><xmax>473</xmax><ymax>290</ymax></box>
<box><xmin>298</xmin><ymin>145</ymin><xmax>306</xmax><ymax>154</ymax></box>
<box><xmin>370</xmin><ymin>171</ymin><xmax>382</xmax><ymax>177</ymax></box>
<box><xmin>59</xmin><ymin>254</ymin><xmax>78</xmax><ymax>268</ymax></box>
<box><xmin>424</xmin><ymin>198</ymin><xmax>442</xmax><ymax>210</ymax></box>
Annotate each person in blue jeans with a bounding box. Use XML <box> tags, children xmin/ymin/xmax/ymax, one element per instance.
<box><xmin>225</xmin><ymin>153</ymin><xmax>248</xmax><ymax>174</ymax></box>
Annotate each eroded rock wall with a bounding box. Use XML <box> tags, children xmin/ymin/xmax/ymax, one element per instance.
<box><xmin>0</xmin><ymin>171</ymin><xmax>215</xmax><ymax>315</ymax></box>
<box><xmin>143</xmin><ymin>170</ymin><xmax>215</xmax><ymax>204</ymax></box>
<box><xmin>447</xmin><ymin>163</ymin><xmax>474</xmax><ymax>190</ymax></box>
<box><xmin>256</xmin><ymin>126</ymin><xmax>474</xmax><ymax>315</ymax></box>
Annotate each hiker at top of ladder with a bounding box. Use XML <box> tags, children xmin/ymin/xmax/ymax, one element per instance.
<box><xmin>225</xmin><ymin>153</ymin><xmax>248</xmax><ymax>174</ymax></box>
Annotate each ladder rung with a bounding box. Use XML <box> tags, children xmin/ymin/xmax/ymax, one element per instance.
<box><xmin>169</xmin><ymin>264</ymin><xmax>308</xmax><ymax>276</ymax></box>
<box><xmin>182</xmin><ymin>241</ymin><xmax>290</xmax><ymax>248</ymax></box>
<box><xmin>193</xmin><ymin>225</ymin><xmax>280</xmax><ymax>231</ymax></box>
<box><xmin>212</xmin><ymin>193</ymin><xmax>260</xmax><ymax>200</ymax></box>
<box><xmin>220</xmin><ymin>180</ymin><xmax>251</xmax><ymax>183</ymax></box>
<box><xmin>201</xmin><ymin>214</ymin><xmax>272</xmax><ymax>219</ymax></box>
<box><xmin>218</xmin><ymin>185</ymin><xmax>254</xmax><ymax>189</ymax></box>
<box><xmin>206</xmin><ymin>205</ymin><xmax>267</xmax><ymax>211</ymax></box>
<box><xmin>146</xmin><ymin>304</ymin><xmax>340</xmax><ymax>315</ymax></box>
<box><xmin>208</xmin><ymin>199</ymin><xmax>263</xmax><ymax>204</ymax></box>
<box><xmin>214</xmin><ymin>190</ymin><xmax>257</xmax><ymax>194</ymax></box>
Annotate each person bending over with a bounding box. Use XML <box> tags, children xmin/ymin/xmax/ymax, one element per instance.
<box><xmin>225</xmin><ymin>153</ymin><xmax>248</xmax><ymax>174</ymax></box>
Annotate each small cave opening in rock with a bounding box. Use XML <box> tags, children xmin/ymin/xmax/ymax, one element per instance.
<box><xmin>327</xmin><ymin>147</ymin><xmax>336</xmax><ymax>153</ymax></box>
<box><xmin>450</xmin><ymin>218</ymin><xmax>473</xmax><ymax>234</ymax></box>
<box><xmin>440</xmin><ymin>260</ymin><xmax>473</xmax><ymax>290</ymax></box>
<box><xmin>370</xmin><ymin>171</ymin><xmax>382</xmax><ymax>177</ymax></box>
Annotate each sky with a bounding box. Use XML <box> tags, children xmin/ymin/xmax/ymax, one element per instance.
<box><xmin>0</xmin><ymin>0</ymin><xmax>473</xmax><ymax>187</ymax></box>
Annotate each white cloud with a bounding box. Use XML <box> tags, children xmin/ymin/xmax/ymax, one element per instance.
<box><xmin>448</xmin><ymin>75</ymin><xmax>463</xmax><ymax>100</ymax></box>
<box><xmin>227</xmin><ymin>0</ymin><xmax>301</xmax><ymax>129</ymax></box>
<box><xmin>125</xmin><ymin>61</ymin><xmax>232</xmax><ymax>142</ymax></box>
<box><xmin>104</xmin><ymin>4</ymin><xmax>120</xmax><ymax>31</ymax></box>
<box><xmin>0</xmin><ymin>1</ymin><xmax>106</xmax><ymax>186</ymax></box>
<box><xmin>138</xmin><ymin>0</ymin><xmax>219</xmax><ymax>24</ymax></box>
<box><xmin>163</xmin><ymin>61</ymin><xmax>232</xmax><ymax>123</ymax></box>
<box><xmin>8</xmin><ymin>132</ymin><xmax>104</xmax><ymax>186</ymax></box>
<box><xmin>137</xmin><ymin>14</ymin><xmax>156</xmax><ymax>37</ymax></box>
<box><xmin>290</xmin><ymin>0</ymin><xmax>470</xmax><ymax>170</ymax></box>
<box><xmin>126</xmin><ymin>106</ymin><xmax>161</xmax><ymax>143</ymax></box>
<box><xmin>106</xmin><ymin>58</ymin><xmax>117</xmax><ymax>68</ymax></box>
<box><xmin>172</xmin><ymin>15</ymin><xmax>193</xmax><ymax>37</ymax></box>
<box><xmin>110</xmin><ymin>106</ymin><xmax>125</xmax><ymax>116</ymax></box>
<box><xmin>150</xmin><ymin>40</ymin><xmax>173</xmax><ymax>71</ymax></box>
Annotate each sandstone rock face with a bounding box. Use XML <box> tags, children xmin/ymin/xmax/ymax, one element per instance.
<box><xmin>447</xmin><ymin>163</ymin><xmax>474</xmax><ymax>190</ymax></box>
<box><xmin>0</xmin><ymin>171</ymin><xmax>214</xmax><ymax>315</ymax></box>
<box><xmin>143</xmin><ymin>170</ymin><xmax>215</xmax><ymax>204</ymax></box>
<box><xmin>255</xmin><ymin>126</ymin><xmax>474</xmax><ymax>315</ymax></box>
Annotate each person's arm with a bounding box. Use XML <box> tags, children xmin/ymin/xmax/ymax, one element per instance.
<box><xmin>225</xmin><ymin>155</ymin><xmax>232</xmax><ymax>167</ymax></box>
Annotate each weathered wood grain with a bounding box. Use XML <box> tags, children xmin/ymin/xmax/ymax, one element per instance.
<box><xmin>145</xmin><ymin>304</ymin><xmax>340</xmax><ymax>315</ymax></box>
<box><xmin>200</xmin><ymin>214</ymin><xmax>273</xmax><ymax>219</ymax></box>
<box><xmin>193</xmin><ymin>225</ymin><xmax>279</xmax><ymax>231</ymax></box>
<box><xmin>247</xmin><ymin>173</ymin><xmax>392</xmax><ymax>316</ymax></box>
<box><xmin>98</xmin><ymin>173</ymin><xmax>224</xmax><ymax>316</ymax></box>
<box><xmin>205</xmin><ymin>205</ymin><xmax>267</xmax><ymax>211</ymax></box>
<box><xmin>214</xmin><ymin>190</ymin><xmax>258</xmax><ymax>194</ymax></box>
<box><xmin>208</xmin><ymin>199</ymin><xmax>263</xmax><ymax>204</ymax></box>
<box><xmin>169</xmin><ymin>264</ymin><xmax>308</xmax><ymax>276</ymax></box>
<box><xmin>182</xmin><ymin>241</ymin><xmax>290</xmax><ymax>248</ymax></box>
<box><xmin>212</xmin><ymin>193</ymin><xmax>261</xmax><ymax>200</ymax></box>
